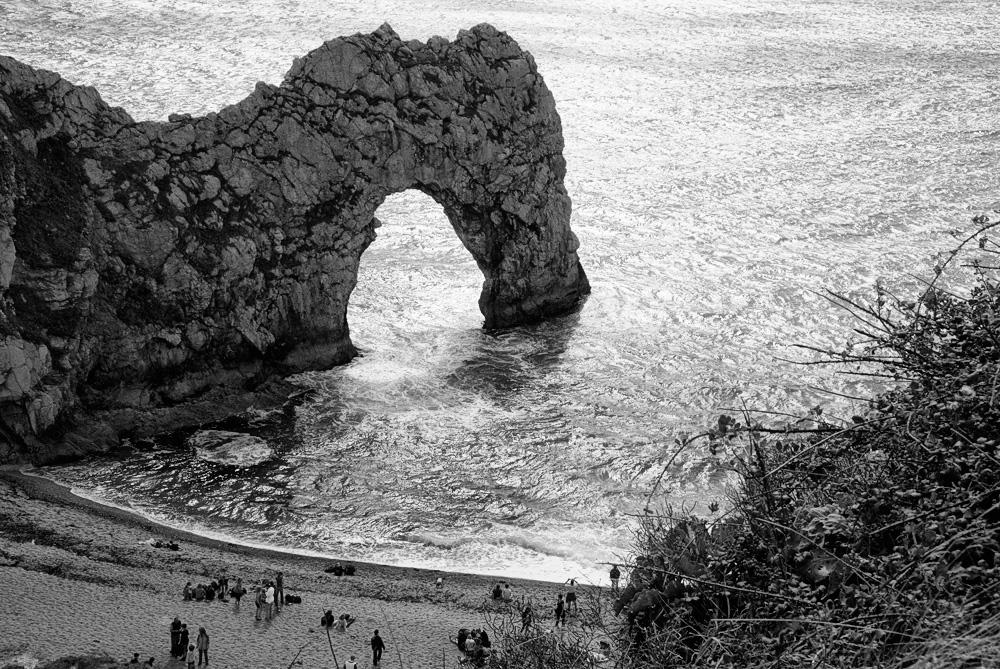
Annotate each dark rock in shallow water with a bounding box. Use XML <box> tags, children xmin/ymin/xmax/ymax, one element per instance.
<box><xmin>0</xmin><ymin>23</ymin><xmax>589</xmax><ymax>463</ymax></box>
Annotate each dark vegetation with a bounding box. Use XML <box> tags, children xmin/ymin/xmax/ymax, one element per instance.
<box><xmin>484</xmin><ymin>219</ymin><xmax>1000</xmax><ymax>668</ymax></box>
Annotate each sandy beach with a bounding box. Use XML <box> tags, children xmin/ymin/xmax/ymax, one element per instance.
<box><xmin>0</xmin><ymin>470</ymin><xmax>599</xmax><ymax>668</ymax></box>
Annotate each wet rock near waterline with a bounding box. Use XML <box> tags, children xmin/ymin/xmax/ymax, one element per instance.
<box><xmin>0</xmin><ymin>23</ymin><xmax>589</xmax><ymax>463</ymax></box>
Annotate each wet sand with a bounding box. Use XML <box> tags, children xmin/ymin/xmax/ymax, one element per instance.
<box><xmin>0</xmin><ymin>469</ymin><xmax>587</xmax><ymax>668</ymax></box>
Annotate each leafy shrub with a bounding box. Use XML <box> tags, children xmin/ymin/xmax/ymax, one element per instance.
<box><xmin>605</xmin><ymin>217</ymin><xmax>1000</xmax><ymax>669</ymax></box>
<box><xmin>482</xmin><ymin>217</ymin><xmax>1000</xmax><ymax>669</ymax></box>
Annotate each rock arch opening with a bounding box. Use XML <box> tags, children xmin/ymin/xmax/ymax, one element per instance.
<box><xmin>348</xmin><ymin>189</ymin><xmax>484</xmax><ymax>345</ymax></box>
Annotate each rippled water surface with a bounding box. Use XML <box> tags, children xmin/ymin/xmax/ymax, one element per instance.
<box><xmin>4</xmin><ymin>0</ymin><xmax>999</xmax><ymax>582</ymax></box>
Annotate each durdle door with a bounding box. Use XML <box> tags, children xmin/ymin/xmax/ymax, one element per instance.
<box><xmin>0</xmin><ymin>23</ymin><xmax>590</xmax><ymax>464</ymax></box>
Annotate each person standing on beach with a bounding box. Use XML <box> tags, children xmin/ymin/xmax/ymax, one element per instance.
<box><xmin>344</xmin><ymin>655</ymin><xmax>358</xmax><ymax>669</ymax></box>
<box><xmin>185</xmin><ymin>642</ymin><xmax>196</xmax><ymax>669</ymax></box>
<box><xmin>254</xmin><ymin>586</ymin><xmax>265</xmax><ymax>620</ymax></box>
<box><xmin>609</xmin><ymin>565</ymin><xmax>621</xmax><ymax>592</ymax></box>
<box><xmin>554</xmin><ymin>594</ymin><xmax>566</xmax><ymax>627</ymax></box>
<box><xmin>170</xmin><ymin>617</ymin><xmax>182</xmax><ymax>657</ymax></box>
<box><xmin>265</xmin><ymin>581</ymin><xmax>276</xmax><ymax>619</ymax></box>
<box><xmin>565</xmin><ymin>578</ymin><xmax>578</xmax><ymax>615</ymax></box>
<box><xmin>520</xmin><ymin>602</ymin><xmax>533</xmax><ymax>633</ymax></box>
<box><xmin>196</xmin><ymin>627</ymin><xmax>209</xmax><ymax>665</ymax></box>
<box><xmin>231</xmin><ymin>578</ymin><xmax>245</xmax><ymax>611</ymax></box>
<box><xmin>275</xmin><ymin>571</ymin><xmax>284</xmax><ymax>611</ymax></box>
<box><xmin>371</xmin><ymin>629</ymin><xmax>385</xmax><ymax>666</ymax></box>
<box><xmin>179</xmin><ymin>624</ymin><xmax>190</xmax><ymax>657</ymax></box>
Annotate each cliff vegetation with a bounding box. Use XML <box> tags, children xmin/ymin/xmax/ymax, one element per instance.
<box><xmin>486</xmin><ymin>216</ymin><xmax>1000</xmax><ymax>668</ymax></box>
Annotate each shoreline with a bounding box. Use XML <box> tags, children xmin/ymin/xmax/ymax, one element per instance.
<box><xmin>0</xmin><ymin>468</ymin><xmax>601</xmax><ymax>668</ymax></box>
<box><xmin>2</xmin><ymin>466</ymin><xmax>578</xmax><ymax>588</ymax></box>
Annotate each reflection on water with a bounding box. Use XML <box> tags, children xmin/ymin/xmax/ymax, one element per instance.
<box><xmin>9</xmin><ymin>0</ymin><xmax>1000</xmax><ymax>581</ymax></box>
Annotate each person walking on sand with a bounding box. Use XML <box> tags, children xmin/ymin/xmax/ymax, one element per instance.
<box><xmin>275</xmin><ymin>571</ymin><xmax>284</xmax><ymax>611</ymax></box>
<box><xmin>170</xmin><ymin>617</ymin><xmax>182</xmax><ymax>657</ymax></box>
<box><xmin>196</xmin><ymin>627</ymin><xmax>209</xmax><ymax>665</ymax></box>
<box><xmin>371</xmin><ymin>629</ymin><xmax>385</xmax><ymax>666</ymax></box>
<box><xmin>185</xmin><ymin>642</ymin><xmax>196</xmax><ymax>669</ymax></box>
<box><xmin>554</xmin><ymin>594</ymin><xmax>566</xmax><ymax>627</ymax></box>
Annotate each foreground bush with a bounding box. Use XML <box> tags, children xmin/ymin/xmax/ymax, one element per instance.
<box><xmin>487</xmin><ymin>218</ymin><xmax>1000</xmax><ymax>668</ymax></box>
<box><xmin>615</xmin><ymin>218</ymin><xmax>1000</xmax><ymax>668</ymax></box>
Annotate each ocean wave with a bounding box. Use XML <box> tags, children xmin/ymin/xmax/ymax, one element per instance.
<box><xmin>402</xmin><ymin>530</ymin><xmax>574</xmax><ymax>559</ymax></box>
<box><xmin>189</xmin><ymin>430</ymin><xmax>273</xmax><ymax>467</ymax></box>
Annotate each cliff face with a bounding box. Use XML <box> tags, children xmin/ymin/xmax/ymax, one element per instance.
<box><xmin>0</xmin><ymin>23</ymin><xmax>589</xmax><ymax>464</ymax></box>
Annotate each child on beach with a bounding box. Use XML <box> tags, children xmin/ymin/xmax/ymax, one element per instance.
<box><xmin>554</xmin><ymin>594</ymin><xmax>566</xmax><ymax>627</ymax></box>
<box><xmin>185</xmin><ymin>643</ymin><xmax>196</xmax><ymax>669</ymax></box>
<box><xmin>344</xmin><ymin>655</ymin><xmax>358</xmax><ymax>669</ymax></box>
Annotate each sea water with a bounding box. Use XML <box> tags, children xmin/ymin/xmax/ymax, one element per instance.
<box><xmin>3</xmin><ymin>0</ymin><xmax>999</xmax><ymax>584</ymax></box>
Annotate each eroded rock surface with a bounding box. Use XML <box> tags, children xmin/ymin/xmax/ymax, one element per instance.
<box><xmin>0</xmin><ymin>23</ymin><xmax>589</xmax><ymax>463</ymax></box>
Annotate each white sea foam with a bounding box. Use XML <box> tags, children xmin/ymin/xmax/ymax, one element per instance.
<box><xmin>15</xmin><ymin>0</ymin><xmax>999</xmax><ymax>583</ymax></box>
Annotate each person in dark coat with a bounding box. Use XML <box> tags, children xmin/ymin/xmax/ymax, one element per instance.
<box><xmin>179</xmin><ymin>624</ymin><xmax>190</xmax><ymax>657</ymax></box>
<box><xmin>371</xmin><ymin>629</ymin><xmax>385</xmax><ymax>666</ymax></box>
<box><xmin>170</xmin><ymin>617</ymin><xmax>182</xmax><ymax>657</ymax></box>
<box><xmin>554</xmin><ymin>594</ymin><xmax>566</xmax><ymax>627</ymax></box>
<box><xmin>275</xmin><ymin>572</ymin><xmax>284</xmax><ymax>612</ymax></box>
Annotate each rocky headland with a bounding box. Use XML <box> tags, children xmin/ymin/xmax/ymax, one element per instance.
<box><xmin>0</xmin><ymin>23</ymin><xmax>589</xmax><ymax>464</ymax></box>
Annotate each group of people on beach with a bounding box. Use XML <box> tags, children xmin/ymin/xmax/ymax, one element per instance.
<box><xmin>321</xmin><ymin>610</ymin><xmax>357</xmax><ymax>632</ymax></box>
<box><xmin>180</xmin><ymin>570</ymin><xmax>286</xmax><ymax>619</ymax></box>
<box><xmin>323</xmin><ymin>562</ymin><xmax>357</xmax><ymax>576</ymax></box>
<box><xmin>182</xmin><ymin>577</ymin><xmax>239</xmax><ymax>604</ymax></box>
<box><xmin>252</xmin><ymin>572</ymin><xmax>284</xmax><ymax>620</ymax></box>
<box><xmin>169</xmin><ymin>618</ymin><xmax>210</xmax><ymax>667</ymax></box>
<box><xmin>452</xmin><ymin>627</ymin><xmax>492</xmax><ymax>665</ymax></box>
<box><xmin>489</xmin><ymin>581</ymin><xmax>514</xmax><ymax>603</ymax></box>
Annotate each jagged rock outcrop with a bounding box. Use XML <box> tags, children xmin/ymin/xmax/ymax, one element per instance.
<box><xmin>0</xmin><ymin>23</ymin><xmax>589</xmax><ymax>463</ymax></box>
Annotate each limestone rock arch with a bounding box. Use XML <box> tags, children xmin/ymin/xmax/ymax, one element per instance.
<box><xmin>0</xmin><ymin>23</ymin><xmax>589</xmax><ymax>461</ymax></box>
